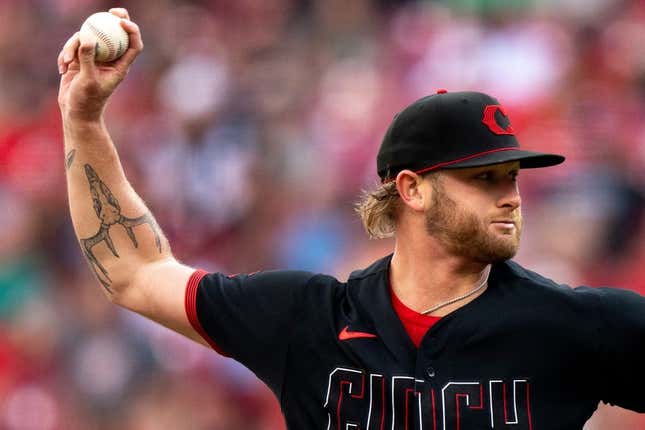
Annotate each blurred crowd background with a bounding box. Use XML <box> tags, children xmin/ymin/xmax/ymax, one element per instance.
<box><xmin>0</xmin><ymin>0</ymin><xmax>644</xmax><ymax>428</ymax></box>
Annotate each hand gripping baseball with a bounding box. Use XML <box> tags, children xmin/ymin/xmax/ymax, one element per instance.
<box><xmin>57</xmin><ymin>8</ymin><xmax>143</xmax><ymax>122</ymax></box>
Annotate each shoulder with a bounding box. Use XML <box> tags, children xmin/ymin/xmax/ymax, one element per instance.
<box><xmin>201</xmin><ymin>269</ymin><xmax>324</xmax><ymax>288</ymax></box>
<box><xmin>346</xmin><ymin>254</ymin><xmax>391</xmax><ymax>286</ymax></box>
<box><xmin>495</xmin><ymin>260</ymin><xmax>644</xmax><ymax>311</ymax></box>
<box><xmin>495</xmin><ymin>259</ymin><xmax>566</xmax><ymax>290</ymax></box>
<box><xmin>493</xmin><ymin>260</ymin><xmax>570</xmax><ymax>296</ymax></box>
<box><xmin>493</xmin><ymin>260</ymin><xmax>598</xmax><ymax>310</ymax></box>
<box><xmin>295</xmin><ymin>256</ymin><xmax>393</xmax><ymax>314</ymax></box>
<box><xmin>197</xmin><ymin>269</ymin><xmax>342</xmax><ymax>309</ymax></box>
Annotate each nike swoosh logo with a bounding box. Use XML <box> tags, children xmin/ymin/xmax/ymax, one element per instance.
<box><xmin>338</xmin><ymin>325</ymin><xmax>378</xmax><ymax>341</ymax></box>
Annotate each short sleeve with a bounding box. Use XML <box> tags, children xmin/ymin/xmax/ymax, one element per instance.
<box><xmin>595</xmin><ymin>287</ymin><xmax>645</xmax><ymax>411</ymax></box>
<box><xmin>184</xmin><ymin>269</ymin><xmax>316</xmax><ymax>394</ymax></box>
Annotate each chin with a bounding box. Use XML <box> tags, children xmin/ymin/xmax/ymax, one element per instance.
<box><xmin>492</xmin><ymin>248</ymin><xmax>518</xmax><ymax>263</ymax></box>
<box><xmin>476</xmin><ymin>234</ymin><xmax>520</xmax><ymax>263</ymax></box>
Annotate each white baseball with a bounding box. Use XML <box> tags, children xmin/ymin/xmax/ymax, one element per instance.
<box><xmin>80</xmin><ymin>12</ymin><xmax>129</xmax><ymax>63</ymax></box>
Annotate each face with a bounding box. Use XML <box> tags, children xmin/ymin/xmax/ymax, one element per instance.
<box><xmin>424</xmin><ymin>161</ymin><xmax>522</xmax><ymax>264</ymax></box>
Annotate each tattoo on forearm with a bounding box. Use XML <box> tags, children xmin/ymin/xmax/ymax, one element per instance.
<box><xmin>80</xmin><ymin>164</ymin><xmax>163</xmax><ymax>293</ymax></box>
<box><xmin>65</xmin><ymin>149</ymin><xmax>76</xmax><ymax>170</ymax></box>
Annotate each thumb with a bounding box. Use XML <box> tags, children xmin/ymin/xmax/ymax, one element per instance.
<box><xmin>77</xmin><ymin>32</ymin><xmax>97</xmax><ymax>76</ymax></box>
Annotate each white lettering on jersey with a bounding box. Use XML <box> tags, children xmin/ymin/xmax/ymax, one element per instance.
<box><xmin>324</xmin><ymin>368</ymin><xmax>533</xmax><ymax>430</ymax></box>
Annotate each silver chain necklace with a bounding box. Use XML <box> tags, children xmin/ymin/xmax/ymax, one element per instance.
<box><xmin>421</xmin><ymin>265</ymin><xmax>491</xmax><ymax>315</ymax></box>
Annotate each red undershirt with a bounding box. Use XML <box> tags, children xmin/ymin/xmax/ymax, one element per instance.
<box><xmin>390</xmin><ymin>288</ymin><xmax>441</xmax><ymax>348</ymax></box>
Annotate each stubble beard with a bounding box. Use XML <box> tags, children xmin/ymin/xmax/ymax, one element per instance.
<box><xmin>425</xmin><ymin>181</ymin><xmax>522</xmax><ymax>264</ymax></box>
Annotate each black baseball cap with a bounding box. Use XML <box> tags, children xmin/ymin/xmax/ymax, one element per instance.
<box><xmin>377</xmin><ymin>90</ymin><xmax>565</xmax><ymax>182</ymax></box>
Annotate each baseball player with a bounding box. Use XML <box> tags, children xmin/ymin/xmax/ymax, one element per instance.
<box><xmin>58</xmin><ymin>9</ymin><xmax>645</xmax><ymax>429</ymax></box>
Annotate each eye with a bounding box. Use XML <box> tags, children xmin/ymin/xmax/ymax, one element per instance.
<box><xmin>475</xmin><ymin>171</ymin><xmax>494</xmax><ymax>181</ymax></box>
<box><xmin>510</xmin><ymin>170</ymin><xmax>519</xmax><ymax>182</ymax></box>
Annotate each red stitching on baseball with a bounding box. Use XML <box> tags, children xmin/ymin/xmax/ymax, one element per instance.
<box><xmin>87</xmin><ymin>21</ymin><xmax>116</xmax><ymax>60</ymax></box>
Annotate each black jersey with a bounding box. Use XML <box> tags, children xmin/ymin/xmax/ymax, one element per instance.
<box><xmin>185</xmin><ymin>254</ymin><xmax>645</xmax><ymax>429</ymax></box>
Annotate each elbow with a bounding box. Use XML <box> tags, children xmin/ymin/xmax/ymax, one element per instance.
<box><xmin>85</xmin><ymin>259</ymin><xmax>132</xmax><ymax>306</ymax></box>
<box><xmin>90</xmin><ymin>259</ymin><xmax>160</xmax><ymax>309</ymax></box>
<box><xmin>103</xmin><ymin>257</ymin><xmax>178</xmax><ymax>314</ymax></box>
<box><xmin>103</xmin><ymin>279</ymin><xmax>143</xmax><ymax>314</ymax></box>
<box><xmin>92</xmin><ymin>266</ymin><xmax>139</xmax><ymax>308</ymax></box>
<box><xmin>100</xmin><ymin>280</ymin><xmax>129</xmax><ymax>307</ymax></box>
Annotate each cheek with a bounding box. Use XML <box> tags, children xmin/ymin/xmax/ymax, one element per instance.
<box><xmin>458</xmin><ymin>201</ymin><xmax>489</xmax><ymax>225</ymax></box>
<box><xmin>454</xmin><ymin>205</ymin><xmax>488</xmax><ymax>235</ymax></box>
<box><xmin>451</xmin><ymin>192</ymin><xmax>490</xmax><ymax>216</ymax></box>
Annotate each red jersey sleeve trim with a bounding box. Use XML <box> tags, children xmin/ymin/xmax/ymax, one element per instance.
<box><xmin>185</xmin><ymin>269</ymin><xmax>230</xmax><ymax>357</ymax></box>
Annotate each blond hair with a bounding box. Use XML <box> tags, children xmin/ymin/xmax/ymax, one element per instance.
<box><xmin>355</xmin><ymin>181</ymin><xmax>401</xmax><ymax>239</ymax></box>
<box><xmin>355</xmin><ymin>172</ymin><xmax>442</xmax><ymax>239</ymax></box>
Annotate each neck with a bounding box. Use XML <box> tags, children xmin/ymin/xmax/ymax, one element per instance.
<box><xmin>390</xmin><ymin>235</ymin><xmax>490</xmax><ymax>317</ymax></box>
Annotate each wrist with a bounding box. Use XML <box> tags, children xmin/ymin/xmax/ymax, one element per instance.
<box><xmin>60</xmin><ymin>100</ymin><xmax>107</xmax><ymax>124</ymax></box>
<box><xmin>62</xmin><ymin>116</ymin><xmax>107</xmax><ymax>138</ymax></box>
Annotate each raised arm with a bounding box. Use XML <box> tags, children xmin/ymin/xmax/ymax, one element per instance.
<box><xmin>58</xmin><ymin>8</ymin><xmax>206</xmax><ymax>346</ymax></box>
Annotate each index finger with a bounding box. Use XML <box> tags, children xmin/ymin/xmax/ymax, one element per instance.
<box><xmin>119</xmin><ymin>19</ymin><xmax>143</xmax><ymax>52</ymax></box>
<box><xmin>108</xmin><ymin>19</ymin><xmax>144</xmax><ymax>71</ymax></box>
<box><xmin>109</xmin><ymin>8</ymin><xmax>131</xmax><ymax>21</ymax></box>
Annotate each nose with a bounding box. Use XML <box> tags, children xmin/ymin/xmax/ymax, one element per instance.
<box><xmin>497</xmin><ymin>181</ymin><xmax>521</xmax><ymax>210</ymax></box>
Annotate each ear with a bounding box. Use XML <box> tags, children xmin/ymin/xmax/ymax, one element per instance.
<box><xmin>395</xmin><ymin>170</ymin><xmax>428</xmax><ymax>212</ymax></box>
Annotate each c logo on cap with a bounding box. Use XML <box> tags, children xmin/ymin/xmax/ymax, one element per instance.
<box><xmin>482</xmin><ymin>105</ymin><xmax>515</xmax><ymax>135</ymax></box>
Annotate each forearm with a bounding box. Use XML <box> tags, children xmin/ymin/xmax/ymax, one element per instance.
<box><xmin>64</xmin><ymin>118</ymin><xmax>170</xmax><ymax>298</ymax></box>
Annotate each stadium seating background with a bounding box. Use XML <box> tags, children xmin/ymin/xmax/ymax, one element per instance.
<box><xmin>0</xmin><ymin>0</ymin><xmax>643</xmax><ymax>428</ymax></box>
